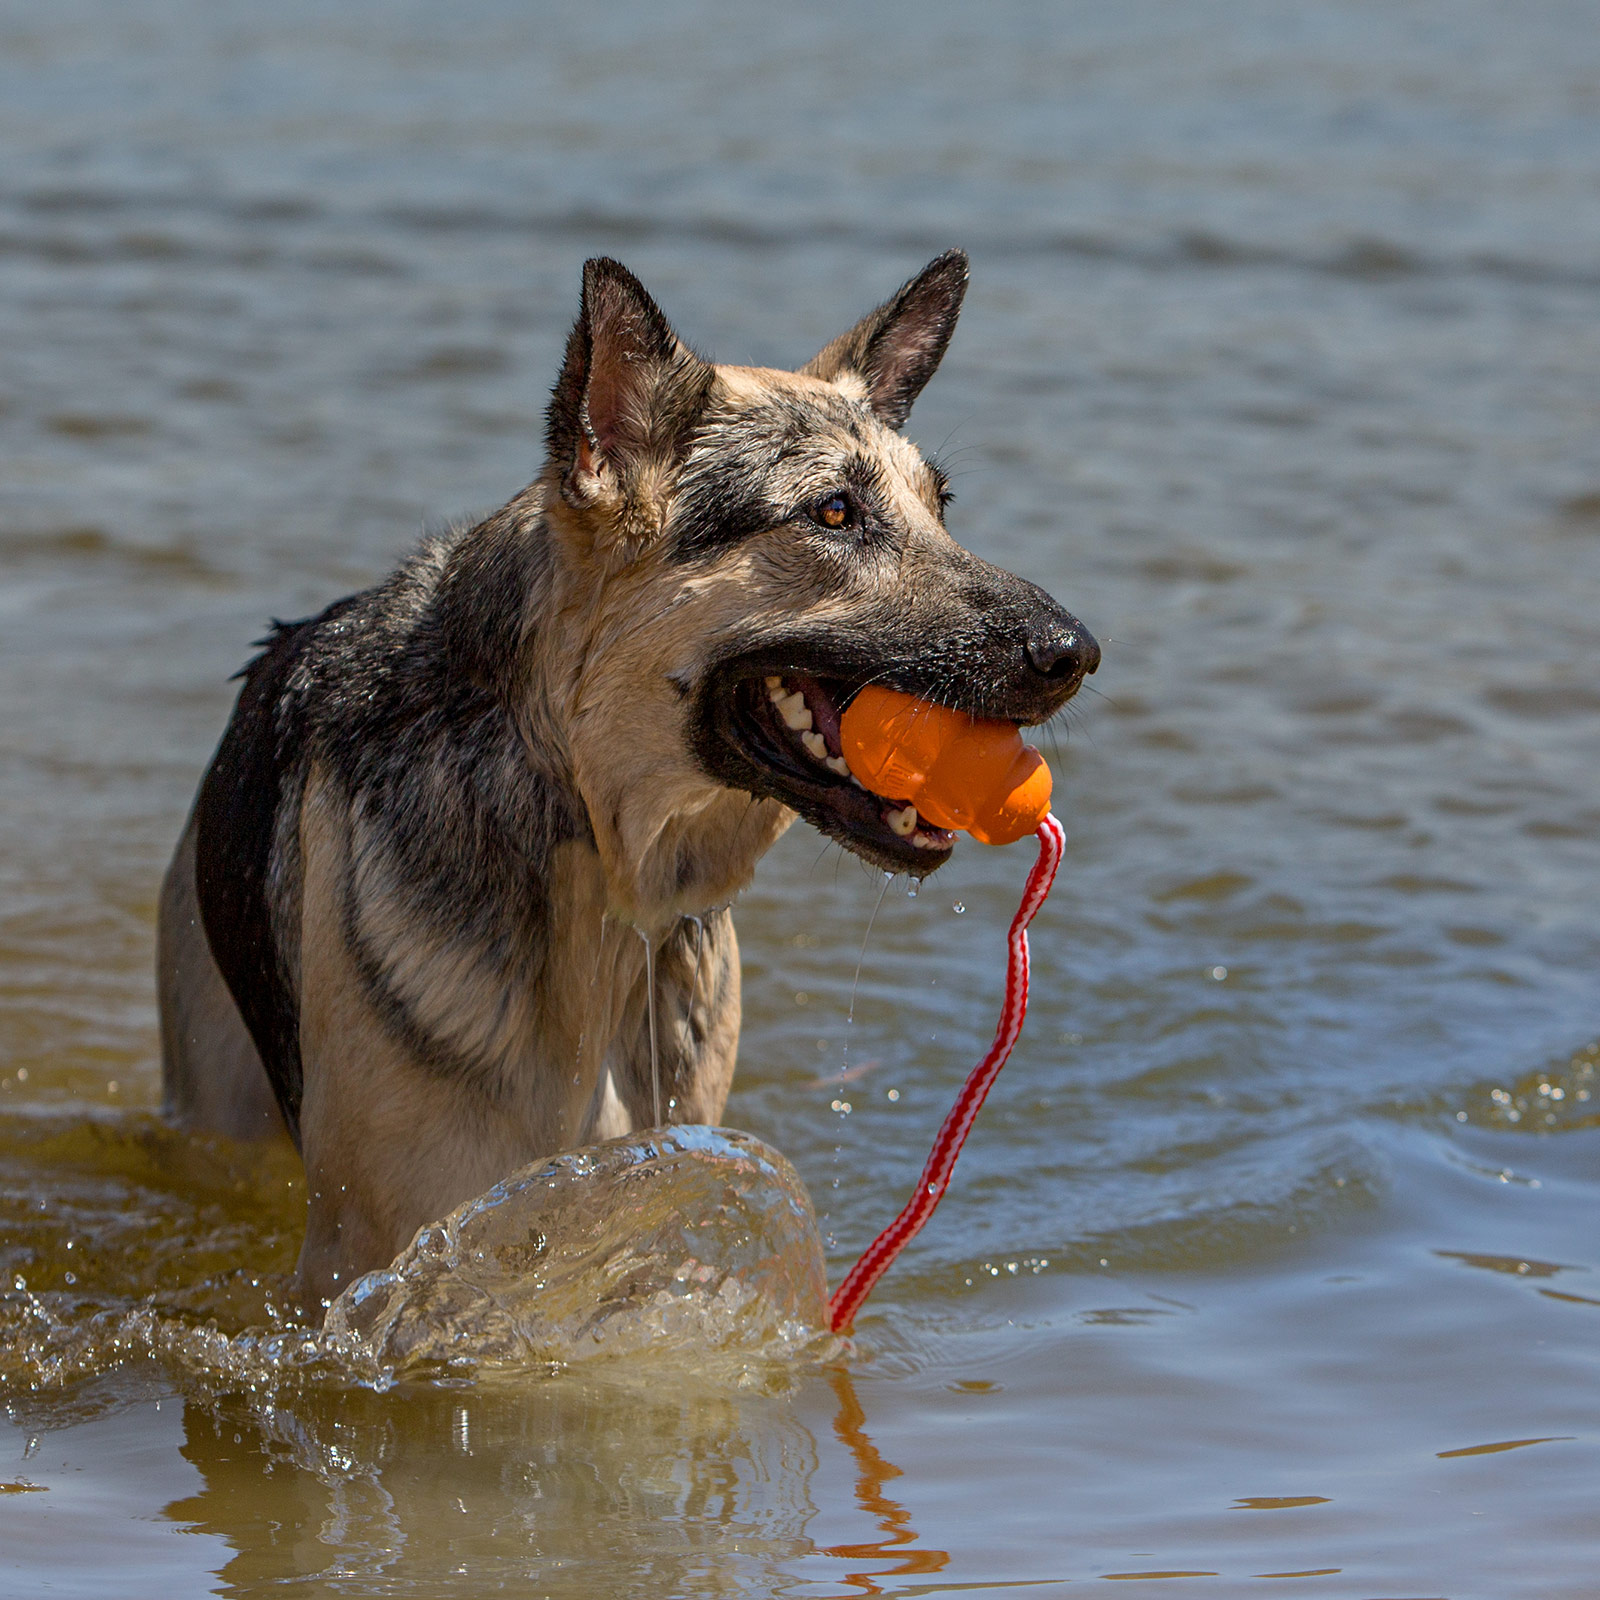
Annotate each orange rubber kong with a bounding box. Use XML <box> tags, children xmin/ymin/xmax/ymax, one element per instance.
<box><xmin>839</xmin><ymin>685</ymin><xmax>1052</xmax><ymax>846</ymax></box>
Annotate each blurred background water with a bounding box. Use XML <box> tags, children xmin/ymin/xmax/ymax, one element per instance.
<box><xmin>2</xmin><ymin>1</ymin><xmax>1599</xmax><ymax>1595</ymax></box>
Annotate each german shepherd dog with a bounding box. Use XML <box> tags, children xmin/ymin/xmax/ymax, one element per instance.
<box><xmin>157</xmin><ymin>252</ymin><xmax>1099</xmax><ymax>1305</ymax></box>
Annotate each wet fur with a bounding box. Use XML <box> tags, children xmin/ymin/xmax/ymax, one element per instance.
<box><xmin>158</xmin><ymin>253</ymin><xmax>1095</xmax><ymax>1306</ymax></box>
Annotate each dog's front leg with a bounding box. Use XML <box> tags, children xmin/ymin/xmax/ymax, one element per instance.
<box><xmin>604</xmin><ymin>908</ymin><xmax>741</xmax><ymax>1131</ymax></box>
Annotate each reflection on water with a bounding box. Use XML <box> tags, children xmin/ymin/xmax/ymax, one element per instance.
<box><xmin>169</xmin><ymin>1375</ymin><xmax>826</xmax><ymax>1597</ymax></box>
<box><xmin>823</xmin><ymin>1368</ymin><xmax>949</xmax><ymax>1593</ymax></box>
<box><xmin>3</xmin><ymin>0</ymin><xmax>1600</xmax><ymax>1593</ymax></box>
<box><xmin>158</xmin><ymin>1358</ymin><xmax>939</xmax><ymax>1600</ymax></box>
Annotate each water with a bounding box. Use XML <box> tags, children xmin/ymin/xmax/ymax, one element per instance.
<box><xmin>3</xmin><ymin>0</ymin><xmax>1600</xmax><ymax>1593</ymax></box>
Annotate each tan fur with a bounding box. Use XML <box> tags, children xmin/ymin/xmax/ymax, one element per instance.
<box><xmin>293</xmin><ymin>764</ymin><xmax>742</xmax><ymax>1303</ymax></box>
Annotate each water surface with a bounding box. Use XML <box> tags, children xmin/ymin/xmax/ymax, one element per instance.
<box><xmin>3</xmin><ymin>2</ymin><xmax>1599</xmax><ymax>1595</ymax></box>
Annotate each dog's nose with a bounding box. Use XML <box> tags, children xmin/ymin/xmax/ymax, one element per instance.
<box><xmin>1024</xmin><ymin>616</ymin><xmax>1100</xmax><ymax>684</ymax></box>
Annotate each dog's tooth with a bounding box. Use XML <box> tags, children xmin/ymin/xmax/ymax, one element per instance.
<box><xmin>801</xmin><ymin>730</ymin><xmax>828</xmax><ymax>761</ymax></box>
<box><xmin>778</xmin><ymin>692</ymin><xmax>813</xmax><ymax>731</ymax></box>
<box><xmin>826</xmin><ymin>755</ymin><xmax>851</xmax><ymax>777</ymax></box>
<box><xmin>768</xmin><ymin>680</ymin><xmax>788</xmax><ymax>703</ymax></box>
<box><xmin>911</xmin><ymin>830</ymin><xmax>942</xmax><ymax>850</ymax></box>
<box><xmin>886</xmin><ymin>804</ymin><xmax>918</xmax><ymax>837</ymax></box>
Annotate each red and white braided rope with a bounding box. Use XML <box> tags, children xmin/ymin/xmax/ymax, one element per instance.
<box><xmin>828</xmin><ymin>812</ymin><xmax>1066</xmax><ymax>1333</ymax></box>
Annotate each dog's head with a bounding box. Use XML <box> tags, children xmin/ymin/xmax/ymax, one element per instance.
<box><xmin>536</xmin><ymin>254</ymin><xmax>1097</xmax><ymax>912</ymax></box>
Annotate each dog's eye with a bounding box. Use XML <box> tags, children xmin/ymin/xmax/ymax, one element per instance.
<box><xmin>813</xmin><ymin>492</ymin><xmax>854</xmax><ymax>530</ymax></box>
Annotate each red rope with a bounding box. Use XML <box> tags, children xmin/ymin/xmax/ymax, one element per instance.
<box><xmin>828</xmin><ymin>813</ymin><xmax>1066</xmax><ymax>1333</ymax></box>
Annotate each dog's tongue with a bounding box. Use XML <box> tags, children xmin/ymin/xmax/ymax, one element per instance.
<box><xmin>839</xmin><ymin>685</ymin><xmax>1052</xmax><ymax>846</ymax></box>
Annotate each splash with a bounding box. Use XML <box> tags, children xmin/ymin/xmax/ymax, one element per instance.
<box><xmin>325</xmin><ymin>1126</ymin><xmax>836</xmax><ymax>1373</ymax></box>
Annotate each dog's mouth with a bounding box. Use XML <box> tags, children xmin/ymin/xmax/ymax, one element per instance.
<box><xmin>702</xmin><ymin>666</ymin><xmax>958</xmax><ymax>874</ymax></box>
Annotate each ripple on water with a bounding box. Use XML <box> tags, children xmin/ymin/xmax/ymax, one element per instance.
<box><xmin>3</xmin><ymin>2</ymin><xmax>1600</xmax><ymax>1590</ymax></box>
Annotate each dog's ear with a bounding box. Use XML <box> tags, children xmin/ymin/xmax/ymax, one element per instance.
<box><xmin>801</xmin><ymin>249</ymin><xmax>969</xmax><ymax>430</ymax></box>
<box><xmin>546</xmin><ymin>258</ymin><xmax>713</xmax><ymax>508</ymax></box>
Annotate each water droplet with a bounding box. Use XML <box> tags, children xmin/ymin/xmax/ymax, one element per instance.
<box><xmin>952</xmin><ymin>902</ymin><xmax>965</xmax><ymax>914</ymax></box>
<box><xmin>887</xmin><ymin>1088</ymin><xmax>900</xmax><ymax>1101</ymax></box>
<box><xmin>1211</xmin><ymin>965</ymin><xmax>1228</xmax><ymax>981</ymax></box>
<box><xmin>906</xmin><ymin>881</ymin><xmax>918</xmax><ymax>897</ymax></box>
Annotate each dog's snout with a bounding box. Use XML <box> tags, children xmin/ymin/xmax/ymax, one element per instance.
<box><xmin>1024</xmin><ymin>616</ymin><xmax>1100</xmax><ymax>685</ymax></box>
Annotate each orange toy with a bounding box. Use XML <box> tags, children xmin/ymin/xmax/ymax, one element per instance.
<box><xmin>839</xmin><ymin>685</ymin><xmax>1052</xmax><ymax>846</ymax></box>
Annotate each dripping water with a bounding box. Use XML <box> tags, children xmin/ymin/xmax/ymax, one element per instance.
<box><xmin>637</xmin><ymin>928</ymin><xmax>661</xmax><ymax>1128</ymax></box>
<box><xmin>567</xmin><ymin>911</ymin><xmax>612</xmax><ymax>1140</ymax></box>
<box><xmin>826</xmin><ymin>871</ymin><xmax>895</xmax><ymax>1247</ymax></box>
<box><xmin>850</xmin><ymin>874</ymin><xmax>895</xmax><ymax>1029</ymax></box>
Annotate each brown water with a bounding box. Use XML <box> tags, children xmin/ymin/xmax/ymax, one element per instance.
<box><xmin>4</xmin><ymin>2</ymin><xmax>1600</xmax><ymax>1594</ymax></box>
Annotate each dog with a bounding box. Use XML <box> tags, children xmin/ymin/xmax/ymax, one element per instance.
<box><xmin>156</xmin><ymin>251</ymin><xmax>1099</xmax><ymax>1306</ymax></box>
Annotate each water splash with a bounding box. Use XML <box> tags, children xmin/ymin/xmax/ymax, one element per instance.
<box><xmin>325</xmin><ymin>1127</ymin><xmax>836</xmax><ymax>1374</ymax></box>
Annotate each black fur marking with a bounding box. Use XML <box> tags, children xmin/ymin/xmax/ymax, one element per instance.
<box><xmin>195</xmin><ymin>607</ymin><xmax>342</xmax><ymax>1143</ymax></box>
<box><xmin>671</xmin><ymin>459</ymin><xmax>778</xmax><ymax>561</ymax></box>
<box><xmin>431</xmin><ymin>504</ymin><xmax>538</xmax><ymax>692</ymax></box>
<box><xmin>193</xmin><ymin>509</ymin><xmax>591</xmax><ymax>1125</ymax></box>
<box><xmin>294</xmin><ymin>520</ymin><xmax>588</xmax><ymax>1094</ymax></box>
<box><xmin>669</xmin><ymin>395</ymin><xmax>879</xmax><ymax>563</ymax></box>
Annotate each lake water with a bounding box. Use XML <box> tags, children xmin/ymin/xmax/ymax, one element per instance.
<box><xmin>3</xmin><ymin>2</ymin><xmax>1599</xmax><ymax>1595</ymax></box>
